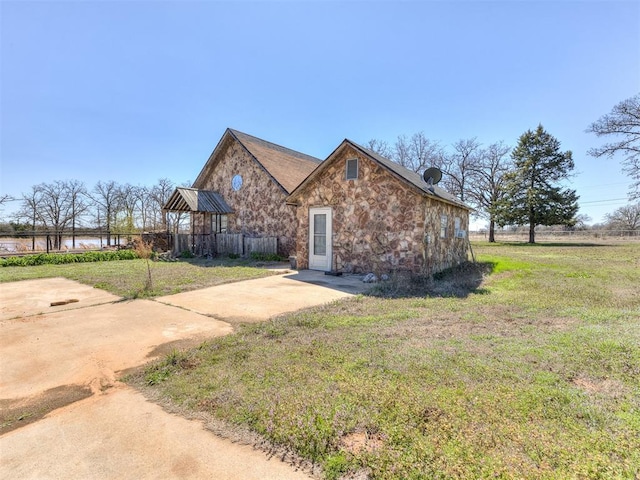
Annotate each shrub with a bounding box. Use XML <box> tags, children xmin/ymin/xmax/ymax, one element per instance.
<box><xmin>0</xmin><ymin>250</ymin><xmax>139</xmax><ymax>267</ymax></box>
<box><xmin>133</xmin><ymin>237</ymin><xmax>155</xmax><ymax>291</ymax></box>
<box><xmin>179</xmin><ymin>250</ymin><xmax>195</xmax><ymax>259</ymax></box>
<box><xmin>250</xmin><ymin>252</ymin><xmax>285</xmax><ymax>262</ymax></box>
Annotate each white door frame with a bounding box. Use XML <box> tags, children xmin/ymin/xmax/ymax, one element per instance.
<box><xmin>308</xmin><ymin>207</ymin><xmax>332</xmax><ymax>271</ymax></box>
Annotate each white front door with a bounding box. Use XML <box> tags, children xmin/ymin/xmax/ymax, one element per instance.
<box><xmin>309</xmin><ymin>207</ymin><xmax>332</xmax><ymax>271</ymax></box>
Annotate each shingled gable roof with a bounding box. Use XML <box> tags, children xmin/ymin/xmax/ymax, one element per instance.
<box><xmin>287</xmin><ymin>139</ymin><xmax>471</xmax><ymax>210</ymax></box>
<box><xmin>193</xmin><ymin>128</ymin><xmax>322</xmax><ymax>195</ymax></box>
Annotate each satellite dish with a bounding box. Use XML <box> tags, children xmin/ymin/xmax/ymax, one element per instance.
<box><xmin>423</xmin><ymin>167</ymin><xmax>442</xmax><ymax>187</ymax></box>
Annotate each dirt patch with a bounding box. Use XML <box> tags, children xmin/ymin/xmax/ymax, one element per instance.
<box><xmin>340</xmin><ymin>430</ymin><xmax>385</xmax><ymax>454</ymax></box>
<box><xmin>572</xmin><ymin>377</ymin><xmax>628</xmax><ymax>399</ymax></box>
<box><xmin>384</xmin><ymin>305</ymin><xmax>578</xmax><ymax>346</ymax></box>
<box><xmin>0</xmin><ymin>384</ymin><xmax>92</xmax><ymax>435</ymax></box>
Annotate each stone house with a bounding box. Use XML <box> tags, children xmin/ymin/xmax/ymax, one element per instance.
<box><xmin>286</xmin><ymin>139</ymin><xmax>471</xmax><ymax>274</ymax></box>
<box><xmin>164</xmin><ymin>128</ymin><xmax>321</xmax><ymax>257</ymax></box>
<box><xmin>164</xmin><ymin>129</ymin><xmax>470</xmax><ymax>273</ymax></box>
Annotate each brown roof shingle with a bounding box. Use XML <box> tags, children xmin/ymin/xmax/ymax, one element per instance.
<box><xmin>229</xmin><ymin>129</ymin><xmax>322</xmax><ymax>194</ymax></box>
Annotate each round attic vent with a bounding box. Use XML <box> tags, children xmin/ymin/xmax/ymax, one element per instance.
<box><xmin>232</xmin><ymin>174</ymin><xmax>243</xmax><ymax>191</ymax></box>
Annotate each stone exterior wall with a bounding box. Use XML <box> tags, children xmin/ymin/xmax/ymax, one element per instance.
<box><xmin>423</xmin><ymin>196</ymin><xmax>470</xmax><ymax>274</ymax></box>
<box><xmin>194</xmin><ymin>138</ymin><xmax>298</xmax><ymax>256</ymax></box>
<box><xmin>293</xmin><ymin>146</ymin><xmax>469</xmax><ymax>274</ymax></box>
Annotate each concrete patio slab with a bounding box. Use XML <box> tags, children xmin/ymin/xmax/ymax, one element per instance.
<box><xmin>1</xmin><ymin>387</ymin><xmax>312</xmax><ymax>480</ymax></box>
<box><xmin>0</xmin><ymin>277</ymin><xmax>120</xmax><ymax>321</ymax></box>
<box><xmin>155</xmin><ymin>269</ymin><xmax>368</xmax><ymax>322</ymax></box>
<box><xmin>1</xmin><ymin>297</ymin><xmax>232</xmax><ymax>399</ymax></box>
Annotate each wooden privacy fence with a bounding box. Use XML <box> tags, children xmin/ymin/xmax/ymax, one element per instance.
<box><xmin>216</xmin><ymin>233</ymin><xmax>244</xmax><ymax>255</ymax></box>
<box><xmin>172</xmin><ymin>233</ymin><xmax>277</xmax><ymax>257</ymax></box>
<box><xmin>244</xmin><ymin>236</ymin><xmax>277</xmax><ymax>256</ymax></box>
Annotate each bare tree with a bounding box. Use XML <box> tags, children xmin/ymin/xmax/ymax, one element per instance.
<box><xmin>118</xmin><ymin>183</ymin><xmax>139</xmax><ymax>238</ymax></box>
<box><xmin>365</xmin><ymin>132</ymin><xmax>443</xmax><ymax>174</ymax></box>
<box><xmin>440</xmin><ymin>138</ymin><xmax>482</xmax><ymax>203</ymax></box>
<box><xmin>466</xmin><ymin>142</ymin><xmax>513</xmax><ymax>242</ymax></box>
<box><xmin>0</xmin><ymin>194</ymin><xmax>13</xmax><ymax>207</ymax></box>
<box><xmin>587</xmin><ymin>93</ymin><xmax>640</xmax><ymax>199</ymax></box>
<box><xmin>572</xmin><ymin>214</ymin><xmax>592</xmax><ymax>230</ymax></box>
<box><xmin>410</xmin><ymin>132</ymin><xmax>443</xmax><ymax>173</ymax></box>
<box><xmin>34</xmin><ymin>181</ymin><xmax>79</xmax><ymax>249</ymax></box>
<box><xmin>18</xmin><ymin>185</ymin><xmax>44</xmax><ymax>250</ymax></box>
<box><xmin>364</xmin><ymin>139</ymin><xmax>393</xmax><ymax>158</ymax></box>
<box><xmin>64</xmin><ymin>180</ymin><xmax>89</xmax><ymax>248</ymax></box>
<box><xmin>393</xmin><ymin>132</ymin><xmax>443</xmax><ymax>173</ymax></box>
<box><xmin>150</xmin><ymin>178</ymin><xmax>175</xmax><ymax>230</ymax></box>
<box><xmin>90</xmin><ymin>180</ymin><xmax>121</xmax><ymax>245</ymax></box>
<box><xmin>135</xmin><ymin>185</ymin><xmax>152</xmax><ymax>232</ymax></box>
<box><xmin>392</xmin><ymin>134</ymin><xmax>412</xmax><ymax>170</ymax></box>
<box><xmin>0</xmin><ymin>194</ymin><xmax>15</xmax><ymax>224</ymax></box>
<box><xmin>605</xmin><ymin>202</ymin><xmax>640</xmax><ymax>233</ymax></box>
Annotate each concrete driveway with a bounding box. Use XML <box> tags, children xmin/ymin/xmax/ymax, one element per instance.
<box><xmin>0</xmin><ymin>271</ymin><xmax>366</xmax><ymax>479</ymax></box>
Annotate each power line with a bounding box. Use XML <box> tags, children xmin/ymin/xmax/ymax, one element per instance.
<box><xmin>580</xmin><ymin>181</ymin><xmax>631</xmax><ymax>189</ymax></box>
<box><xmin>580</xmin><ymin>198</ymin><xmax>629</xmax><ymax>205</ymax></box>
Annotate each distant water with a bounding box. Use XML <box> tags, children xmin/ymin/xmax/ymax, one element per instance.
<box><xmin>0</xmin><ymin>237</ymin><xmax>124</xmax><ymax>253</ymax></box>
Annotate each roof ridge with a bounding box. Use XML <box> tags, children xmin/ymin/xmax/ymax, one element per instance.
<box><xmin>229</xmin><ymin>128</ymin><xmax>322</xmax><ymax>164</ymax></box>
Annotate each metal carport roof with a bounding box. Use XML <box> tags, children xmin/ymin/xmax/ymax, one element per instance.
<box><xmin>163</xmin><ymin>187</ymin><xmax>233</xmax><ymax>214</ymax></box>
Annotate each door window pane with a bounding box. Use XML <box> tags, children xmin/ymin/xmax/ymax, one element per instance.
<box><xmin>314</xmin><ymin>214</ymin><xmax>326</xmax><ymax>234</ymax></box>
<box><xmin>314</xmin><ymin>235</ymin><xmax>326</xmax><ymax>255</ymax></box>
<box><xmin>313</xmin><ymin>213</ymin><xmax>326</xmax><ymax>256</ymax></box>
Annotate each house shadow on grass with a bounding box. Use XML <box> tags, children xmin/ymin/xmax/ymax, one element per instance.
<box><xmin>367</xmin><ymin>261</ymin><xmax>496</xmax><ymax>299</ymax></box>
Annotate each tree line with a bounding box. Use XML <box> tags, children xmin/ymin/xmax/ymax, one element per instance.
<box><xmin>0</xmin><ymin>178</ymin><xmax>185</xmax><ymax>249</ymax></box>
<box><xmin>366</xmin><ymin>93</ymin><xmax>640</xmax><ymax>243</ymax></box>
<box><xmin>366</xmin><ymin>125</ymin><xmax>580</xmax><ymax>243</ymax></box>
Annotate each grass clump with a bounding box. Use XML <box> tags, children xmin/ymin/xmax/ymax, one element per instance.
<box><xmin>133</xmin><ymin>237</ymin><xmax>155</xmax><ymax>292</ymax></box>
<box><xmin>133</xmin><ymin>241</ymin><xmax>640</xmax><ymax>478</ymax></box>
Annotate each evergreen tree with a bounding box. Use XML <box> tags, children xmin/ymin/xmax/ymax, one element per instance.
<box><xmin>496</xmin><ymin>125</ymin><xmax>578</xmax><ymax>243</ymax></box>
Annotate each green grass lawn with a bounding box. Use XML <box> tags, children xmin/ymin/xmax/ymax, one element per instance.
<box><xmin>0</xmin><ymin>257</ymin><xmax>278</xmax><ymax>298</ymax></box>
<box><xmin>131</xmin><ymin>241</ymin><xmax>640</xmax><ymax>479</ymax></box>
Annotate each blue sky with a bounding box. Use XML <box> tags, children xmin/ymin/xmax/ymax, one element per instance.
<box><xmin>1</xmin><ymin>0</ymin><xmax>638</xmax><ymax>226</ymax></box>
